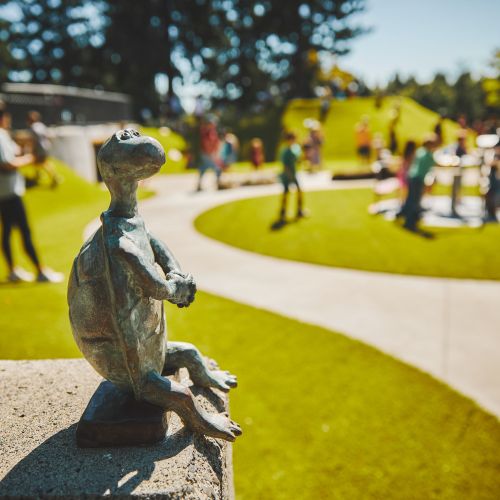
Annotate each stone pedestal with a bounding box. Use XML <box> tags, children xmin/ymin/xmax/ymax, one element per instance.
<box><xmin>76</xmin><ymin>380</ymin><xmax>170</xmax><ymax>448</ymax></box>
<box><xmin>0</xmin><ymin>359</ymin><xmax>234</xmax><ymax>499</ymax></box>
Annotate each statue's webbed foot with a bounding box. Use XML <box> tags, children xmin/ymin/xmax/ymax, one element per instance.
<box><xmin>199</xmin><ymin>369</ymin><xmax>237</xmax><ymax>392</ymax></box>
<box><xmin>198</xmin><ymin>412</ymin><xmax>242</xmax><ymax>442</ymax></box>
<box><xmin>165</xmin><ymin>342</ymin><xmax>238</xmax><ymax>392</ymax></box>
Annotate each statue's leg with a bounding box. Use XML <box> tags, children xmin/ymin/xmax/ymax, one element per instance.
<box><xmin>142</xmin><ymin>371</ymin><xmax>242</xmax><ymax>442</ymax></box>
<box><xmin>164</xmin><ymin>341</ymin><xmax>237</xmax><ymax>392</ymax></box>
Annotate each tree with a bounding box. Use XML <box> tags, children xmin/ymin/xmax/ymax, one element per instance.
<box><xmin>4</xmin><ymin>0</ymin><xmax>104</xmax><ymax>86</ymax></box>
<box><xmin>385</xmin><ymin>73</ymin><xmax>405</xmax><ymax>95</ymax></box>
<box><xmin>0</xmin><ymin>17</ymin><xmax>13</xmax><ymax>84</ymax></box>
<box><xmin>94</xmin><ymin>0</ymin><xmax>238</xmax><ymax>118</ymax></box>
<box><xmin>1</xmin><ymin>0</ymin><xmax>367</xmax><ymax>118</ymax></box>
<box><xmin>237</xmin><ymin>0</ymin><xmax>367</xmax><ymax>100</ymax></box>
<box><xmin>452</xmin><ymin>72</ymin><xmax>486</xmax><ymax>122</ymax></box>
<box><xmin>383</xmin><ymin>70</ymin><xmax>492</xmax><ymax>124</ymax></box>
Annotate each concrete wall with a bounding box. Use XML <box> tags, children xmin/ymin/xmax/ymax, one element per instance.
<box><xmin>48</xmin><ymin>123</ymin><xmax>137</xmax><ymax>182</ymax></box>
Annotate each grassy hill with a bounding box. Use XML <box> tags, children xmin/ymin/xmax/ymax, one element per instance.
<box><xmin>282</xmin><ymin>96</ymin><xmax>464</xmax><ymax>173</ymax></box>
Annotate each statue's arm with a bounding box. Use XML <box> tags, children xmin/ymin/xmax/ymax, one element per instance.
<box><xmin>148</xmin><ymin>232</ymin><xmax>182</xmax><ymax>274</ymax></box>
<box><xmin>111</xmin><ymin>240</ymin><xmax>175</xmax><ymax>301</ymax></box>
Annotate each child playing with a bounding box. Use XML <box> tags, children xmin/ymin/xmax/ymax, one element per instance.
<box><xmin>278</xmin><ymin>132</ymin><xmax>306</xmax><ymax>222</ymax></box>
<box><xmin>250</xmin><ymin>138</ymin><xmax>264</xmax><ymax>169</ymax></box>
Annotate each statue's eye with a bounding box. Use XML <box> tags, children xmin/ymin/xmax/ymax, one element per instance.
<box><xmin>119</xmin><ymin>131</ymin><xmax>130</xmax><ymax>140</ymax></box>
<box><xmin>131</xmin><ymin>130</ymin><xmax>140</xmax><ymax>137</ymax></box>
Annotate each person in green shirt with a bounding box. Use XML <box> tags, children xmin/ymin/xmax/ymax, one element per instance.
<box><xmin>278</xmin><ymin>132</ymin><xmax>306</xmax><ymax>223</ymax></box>
<box><xmin>400</xmin><ymin>134</ymin><xmax>439</xmax><ymax>232</ymax></box>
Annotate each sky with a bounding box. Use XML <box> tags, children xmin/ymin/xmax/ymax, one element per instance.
<box><xmin>341</xmin><ymin>0</ymin><xmax>500</xmax><ymax>86</ymax></box>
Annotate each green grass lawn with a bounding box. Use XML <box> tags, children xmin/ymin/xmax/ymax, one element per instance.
<box><xmin>2</xmin><ymin>168</ymin><xmax>499</xmax><ymax>499</ymax></box>
<box><xmin>195</xmin><ymin>188</ymin><xmax>500</xmax><ymax>280</ymax></box>
<box><xmin>2</xmin><ymin>290</ymin><xmax>500</xmax><ymax>499</ymax></box>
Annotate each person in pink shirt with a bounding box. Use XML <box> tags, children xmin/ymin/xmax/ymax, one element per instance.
<box><xmin>197</xmin><ymin>117</ymin><xmax>222</xmax><ymax>191</ymax></box>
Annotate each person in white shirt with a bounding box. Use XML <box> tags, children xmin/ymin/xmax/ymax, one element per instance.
<box><xmin>0</xmin><ymin>107</ymin><xmax>63</xmax><ymax>283</ymax></box>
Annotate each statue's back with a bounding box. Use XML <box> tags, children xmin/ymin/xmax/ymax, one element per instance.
<box><xmin>68</xmin><ymin>227</ymin><xmax>132</xmax><ymax>390</ymax></box>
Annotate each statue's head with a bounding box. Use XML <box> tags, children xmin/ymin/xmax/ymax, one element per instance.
<box><xmin>98</xmin><ymin>129</ymin><xmax>165</xmax><ymax>186</ymax></box>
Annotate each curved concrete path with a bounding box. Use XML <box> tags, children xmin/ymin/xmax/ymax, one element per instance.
<box><xmin>97</xmin><ymin>171</ymin><xmax>500</xmax><ymax>418</ymax></box>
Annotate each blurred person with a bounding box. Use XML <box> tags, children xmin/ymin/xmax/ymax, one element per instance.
<box><xmin>399</xmin><ymin>134</ymin><xmax>439</xmax><ymax>234</ymax></box>
<box><xmin>0</xmin><ymin>108</ymin><xmax>63</xmax><ymax>282</ymax></box>
<box><xmin>455</xmin><ymin>130</ymin><xmax>468</xmax><ymax>158</ymax></box>
<box><xmin>397</xmin><ymin>140</ymin><xmax>417</xmax><ymax>202</ymax></box>
<box><xmin>484</xmin><ymin>153</ymin><xmax>499</xmax><ymax>222</ymax></box>
<box><xmin>249</xmin><ymin>138</ymin><xmax>265</xmax><ymax>169</ymax></box>
<box><xmin>220</xmin><ymin>131</ymin><xmax>239</xmax><ymax>170</ymax></box>
<box><xmin>26</xmin><ymin>111</ymin><xmax>61</xmax><ymax>188</ymax></box>
<box><xmin>484</xmin><ymin>165</ymin><xmax>499</xmax><ymax>222</ymax></box>
<box><xmin>197</xmin><ymin>117</ymin><xmax>222</xmax><ymax>191</ymax></box>
<box><xmin>388</xmin><ymin>122</ymin><xmax>398</xmax><ymax>155</ymax></box>
<box><xmin>372</xmin><ymin>132</ymin><xmax>385</xmax><ymax>162</ymax></box>
<box><xmin>457</xmin><ymin>114</ymin><xmax>467</xmax><ymax>130</ymax></box>
<box><xmin>278</xmin><ymin>132</ymin><xmax>306</xmax><ymax>223</ymax></box>
<box><xmin>304</xmin><ymin>122</ymin><xmax>323</xmax><ymax>172</ymax></box>
<box><xmin>319</xmin><ymin>87</ymin><xmax>331</xmax><ymax>122</ymax></box>
<box><xmin>449</xmin><ymin>131</ymin><xmax>468</xmax><ymax>217</ymax></box>
<box><xmin>433</xmin><ymin>116</ymin><xmax>445</xmax><ymax>146</ymax></box>
<box><xmin>388</xmin><ymin>104</ymin><xmax>401</xmax><ymax>154</ymax></box>
<box><xmin>355</xmin><ymin>116</ymin><xmax>372</xmax><ymax>165</ymax></box>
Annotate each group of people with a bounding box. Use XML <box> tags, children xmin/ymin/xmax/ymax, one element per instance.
<box><xmin>381</xmin><ymin>123</ymin><xmax>500</xmax><ymax>232</ymax></box>
<box><xmin>196</xmin><ymin>116</ymin><xmax>240</xmax><ymax>191</ymax></box>
<box><xmin>0</xmin><ymin>102</ymin><xmax>63</xmax><ymax>283</ymax></box>
<box><xmin>396</xmin><ymin>133</ymin><xmax>440</xmax><ymax>234</ymax></box>
<box><xmin>195</xmin><ymin>115</ymin><xmax>325</xmax><ymax>194</ymax></box>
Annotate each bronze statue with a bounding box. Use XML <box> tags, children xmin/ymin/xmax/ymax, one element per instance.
<box><xmin>68</xmin><ymin>129</ymin><xmax>241</xmax><ymax>442</ymax></box>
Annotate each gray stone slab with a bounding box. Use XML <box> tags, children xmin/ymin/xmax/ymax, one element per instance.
<box><xmin>76</xmin><ymin>380</ymin><xmax>170</xmax><ymax>448</ymax></box>
<box><xmin>0</xmin><ymin>359</ymin><xmax>234</xmax><ymax>499</ymax></box>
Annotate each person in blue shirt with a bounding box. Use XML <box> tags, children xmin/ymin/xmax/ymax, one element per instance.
<box><xmin>278</xmin><ymin>132</ymin><xmax>306</xmax><ymax>222</ymax></box>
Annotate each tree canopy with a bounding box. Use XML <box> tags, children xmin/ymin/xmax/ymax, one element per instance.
<box><xmin>383</xmin><ymin>68</ymin><xmax>498</xmax><ymax>125</ymax></box>
<box><xmin>1</xmin><ymin>0</ymin><xmax>367</xmax><ymax>118</ymax></box>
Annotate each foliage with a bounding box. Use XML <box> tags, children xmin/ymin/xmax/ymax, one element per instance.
<box><xmin>0</xmin><ymin>17</ymin><xmax>13</xmax><ymax>84</ymax></box>
<box><xmin>3</xmin><ymin>0</ymin><xmax>104</xmax><ymax>86</ymax></box>
<box><xmin>2</xmin><ymin>0</ymin><xmax>367</xmax><ymax>117</ymax></box>
<box><xmin>384</xmin><ymin>69</ymin><xmax>498</xmax><ymax>124</ymax></box>
<box><xmin>195</xmin><ymin>188</ymin><xmax>500</xmax><ymax>280</ymax></box>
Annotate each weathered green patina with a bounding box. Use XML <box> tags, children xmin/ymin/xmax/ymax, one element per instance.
<box><xmin>68</xmin><ymin>129</ymin><xmax>241</xmax><ymax>442</ymax></box>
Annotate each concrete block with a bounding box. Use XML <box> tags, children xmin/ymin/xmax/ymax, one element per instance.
<box><xmin>0</xmin><ymin>359</ymin><xmax>234</xmax><ymax>499</ymax></box>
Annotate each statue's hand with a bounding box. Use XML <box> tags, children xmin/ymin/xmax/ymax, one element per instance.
<box><xmin>166</xmin><ymin>271</ymin><xmax>196</xmax><ymax>308</ymax></box>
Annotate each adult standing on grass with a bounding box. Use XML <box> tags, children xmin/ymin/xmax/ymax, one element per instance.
<box><xmin>0</xmin><ymin>107</ymin><xmax>63</xmax><ymax>283</ymax></box>
<box><xmin>277</xmin><ymin>132</ymin><xmax>307</xmax><ymax>223</ymax></box>
<box><xmin>399</xmin><ymin>134</ymin><xmax>439</xmax><ymax>234</ymax></box>
<box><xmin>196</xmin><ymin>116</ymin><xmax>222</xmax><ymax>191</ymax></box>
<box><xmin>397</xmin><ymin>140</ymin><xmax>417</xmax><ymax>202</ymax></box>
